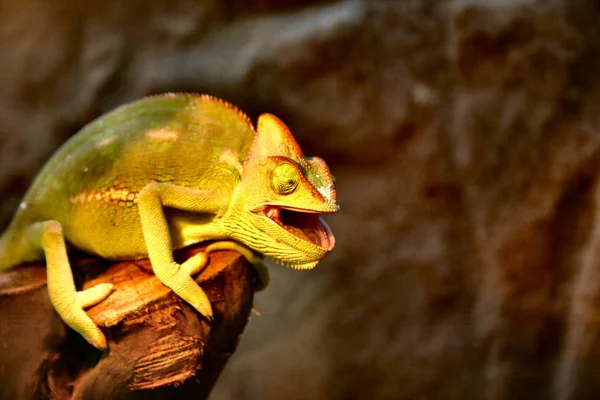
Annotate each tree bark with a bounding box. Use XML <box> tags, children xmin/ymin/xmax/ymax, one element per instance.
<box><xmin>0</xmin><ymin>245</ymin><xmax>255</xmax><ymax>399</ymax></box>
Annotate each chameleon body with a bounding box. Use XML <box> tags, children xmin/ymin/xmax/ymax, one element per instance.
<box><xmin>0</xmin><ymin>94</ymin><xmax>337</xmax><ymax>349</ymax></box>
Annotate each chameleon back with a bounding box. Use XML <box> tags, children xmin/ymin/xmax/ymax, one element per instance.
<box><xmin>4</xmin><ymin>94</ymin><xmax>255</xmax><ymax>259</ymax></box>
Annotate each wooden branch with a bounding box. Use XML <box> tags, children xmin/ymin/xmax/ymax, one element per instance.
<box><xmin>0</xmin><ymin>245</ymin><xmax>255</xmax><ymax>400</ymax></box>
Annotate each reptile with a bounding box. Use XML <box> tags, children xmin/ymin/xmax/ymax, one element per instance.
<box><xmin>0</xmin><ymin>93</ymin><xmax>337</xmax><ymax>350</ymax></box>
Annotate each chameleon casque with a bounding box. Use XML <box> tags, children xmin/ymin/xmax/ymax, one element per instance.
<box><xmin>0</xmin><ymin>93</ymin><xmax>337</xmax><ymax>349</ymax></box>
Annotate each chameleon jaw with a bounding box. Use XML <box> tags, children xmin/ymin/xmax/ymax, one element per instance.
<box><xmin>256</xmin><ymin>205</ymin><xmax>335</xmax><ymax>252</ymax></box>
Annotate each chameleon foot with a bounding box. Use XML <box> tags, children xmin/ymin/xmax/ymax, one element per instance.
<box><xmin>56</xmin><ymin>296</ymin><xmax>110</xmax><ymax>349</ymax></box>
<box><xmin>181</xmin><ymin>242</ymin><xmax>269</xmax><ymax>290</ymax></box>
<box><xmin>180</xmin><ymin>254</ymin><xmax>214</xmax><ymax>318</ymax></box>
<box><xmin>159</xmin><ymin>266</ymin><xmax>213</xmax><ymax>320</ymax></box>
<box><xmin>37</xmin><ymin>220</ymin><xmax>112</xmax><ymax>349</ymax></box>
<box><xmin>54</xmin><ymin>284</ymin><xmax>114</xmax><ymax>349</ymax></box>
<box><xmin>204</xmin><ymin>241</ymin><xmax>269</xmax><ymax>291</ymax></box>
<box><xmin>181</xmin><ymin>279</ymin><xmax>213</xmax><ymax>320</ymax></box>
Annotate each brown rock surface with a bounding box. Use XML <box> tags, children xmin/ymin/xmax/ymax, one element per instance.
<box><xmin>2</xmin><ymin>0</ymin><xmax>600</xmax><ymax>399</ymax></box>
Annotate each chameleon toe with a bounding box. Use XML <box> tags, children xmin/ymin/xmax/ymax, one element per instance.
<box><xmin>60</xmin><ymin>304</ymin><xmax>108</xmax><ymax>350</ymax></box>
<box><xmin>181</xmin><ymin>252</ymin><xmax>208</xmax><ymax>276</ymax></box>
<box><xmin>77</xmin><ymin>283</ymin><xmax>114</xmax><ymax>309</ymax></box>
<box><xmin>87</xmin><ymin>331</ymin><xmax>108</xmax><ymax>350</ymax></box>
<box><xmin>192</xmin><ymin>298</ymin><xmax>213</xmax><ymax>320</ymax></box>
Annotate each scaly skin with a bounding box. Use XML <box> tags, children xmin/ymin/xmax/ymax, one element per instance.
<box><xmin>0</xmin><ymin>94</ymin><xmax>337</xmax><ymax>349</ymax></box>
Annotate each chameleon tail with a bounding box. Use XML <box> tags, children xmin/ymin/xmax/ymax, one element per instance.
<box><xmin>0</xmin><ymin>218</ymin><xmax>47</xmax><ymax>271</ymax></box>
<box><xmin>0</xmin><ymin>230</ymin><xmax>13</xmax><ymax>271</ymax></box>
<box><xmin>0</xmin><ymin>224</ymin><xmax>27</xmax><ymax>272</ymax></box>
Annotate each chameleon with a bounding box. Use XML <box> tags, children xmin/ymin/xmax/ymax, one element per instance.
<box><xmin>0</xmin><ymin>93</ymin><xmax>337</xmax><ymax>350</ymax></box>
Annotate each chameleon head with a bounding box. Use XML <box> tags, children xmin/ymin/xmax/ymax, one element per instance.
<box><xmin>226</xmin><ymin>113</ymin><xmax>338</xmax><ymax>269</ymax></box>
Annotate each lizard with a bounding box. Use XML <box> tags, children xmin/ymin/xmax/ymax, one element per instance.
<box><xmin>0</xmin><ymin>93</ymin><xmax>337</xmax><ymax>350</ymax></box>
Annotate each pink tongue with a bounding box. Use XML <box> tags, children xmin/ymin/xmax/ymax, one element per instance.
<box><xmin>286</xmin><ymin>226</ymin><xmax>322</xmax><ymax>246</ymax></box>
<box><xmin>304</xmin><ymin>228</ymin><xmax>322</xmax><ymax>247</ymax></box>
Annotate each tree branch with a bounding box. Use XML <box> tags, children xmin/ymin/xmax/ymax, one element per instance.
<box><xmin>0</xmin><ymin>245</ymin><xmax>255</xmax><ymax>400</ymax></box>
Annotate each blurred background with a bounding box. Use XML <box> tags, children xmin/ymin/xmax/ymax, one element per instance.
<box><xmin>2</xmin><ymin>0</ymin><xmax>600</xmax><ymax>399</ymax></box>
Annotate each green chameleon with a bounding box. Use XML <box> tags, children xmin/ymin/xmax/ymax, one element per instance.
<box><xmin>0</xmin><ymin>93</ymin><xmax>337</xmax><ymax>350</ymax></box>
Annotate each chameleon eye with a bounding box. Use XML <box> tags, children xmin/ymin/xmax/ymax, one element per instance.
<box><xmin>271</xmin><ymin>162</ymin><xmax>299</xmax><ymax>195</ymax></box>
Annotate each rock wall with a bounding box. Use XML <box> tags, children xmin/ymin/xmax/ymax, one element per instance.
<box><xmin>2</xmin><ymin>0</ymin><xmax>600</xmax><ymax>399</ymax></box>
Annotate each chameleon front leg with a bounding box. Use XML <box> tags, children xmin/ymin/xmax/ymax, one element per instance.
<box><xmin>137</xmin><ymin>183</ymin><xmax>228</xmax><ymax>318</ymax></box>
<box><xmin>24</xmin><ymin>221</ymin><xmax>113</xmax><ymax>349</ymax></box>
<box><xmin>181</xmin><ymin>240</ymin><xmax>269</xmax><ymax>291</ymax></box>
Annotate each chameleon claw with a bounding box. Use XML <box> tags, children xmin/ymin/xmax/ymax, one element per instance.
<box><xmin>192</xmin><ymin>300</ymin><xmax>214</xmax><ymax>321</ymax></box>
<box><xmin>59</xmin><ymin>302</ymin><xmax>109</xmax><ymax>350</ymax></box>
<box><xmin>87</xmin><ymin>330</ymin><xmax>108</xmax><ymax>350</ymax></box>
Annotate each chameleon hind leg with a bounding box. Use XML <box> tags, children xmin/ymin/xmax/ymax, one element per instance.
<box><xmin>181</xmin><ymin>240</ymin><xmax>269</xmax><ymax>291</ymax></box>
<box><xmin>25</xmin><ymin>221</ymin><xmax>113</xmax><ymax>349</ymax></box>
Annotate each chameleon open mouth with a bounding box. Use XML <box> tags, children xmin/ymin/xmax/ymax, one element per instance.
<box><xmin>262</xmin><ymin>206</ymin><xmax>335</xmax><ymax>250</ymax></box>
